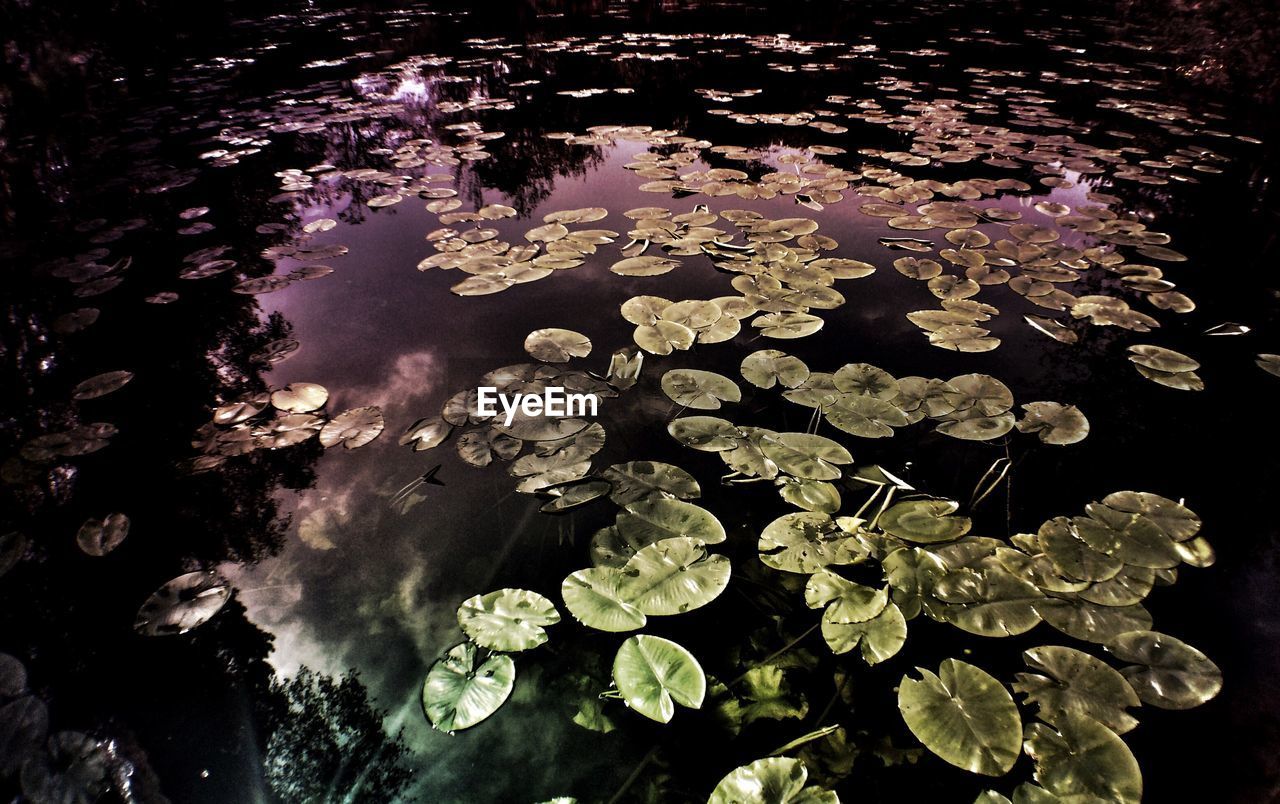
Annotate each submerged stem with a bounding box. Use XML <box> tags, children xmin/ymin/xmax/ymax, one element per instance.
<box><xmin>607</xmin><ymin>745</ymin><xmax>660</xmax><ymax>804</ymax></box>
<box><xmin>729</xmin><ymin>621</ymin><xmax>821</xmax><ymax>687</ymax></box>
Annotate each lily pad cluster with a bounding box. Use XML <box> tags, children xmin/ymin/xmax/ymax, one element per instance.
<box><xmin>422</xmin><ymin>587</ymin><xmax>561</xmax><ymax>733</ymax></box>
<box><xmin>190</xmin><ymin>382</ymin><xmax>384</xmax><ymax>471</ymax></box>
<box><xmin>666</xmin><ymin>350</ymin><xmax>1090</xmax><ymax>450</ymax></box>
<box><xmin>0</xmin><ymin>652</ymin><xmax>113</xmax><ymax>803</ymax></box>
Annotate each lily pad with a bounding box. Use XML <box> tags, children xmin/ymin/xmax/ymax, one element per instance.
<box><xmin>1023</xmin><ymin>713</ymin><xmax>1142</xmax><ymax>803</ymax></box>
<box><xmin>319</xmin><ymin>406</ymin><xmax>385</xmax><ymax>449</ymax></box>
<box><xmin>75</xmin><ymin>513</ymin><xmax>129</xmax><ymax>556</ymax></box>
<box><xmin>1106</xmin><ymin>631</ymin><xmax>1222</xmax><ymax>709</ymax></box>
<box><xmin>741</xmin><ymin>350</ymin><xmax>810</xmax><ymax>389</ymax></box>
<box><xmin>524</xmin><ymin>328</ymin><xmax>592</xmax><ymax>363</ymax></box>
<box><xmin>617</xmin><ymin>537</ymin><xmax>731</xmax><ymax>616</ymax></box>
<box><xmin>1014</xmin><ymin>645</ymin><xmax>1141</xmax><ymax>733</ymax></box>
<box><xmin>898</xmin><ymin>658</ymin><xmax>1021</xmax><ymax>776</ymax></box>
<box><xmin>661</xmin><ymin>369</ymin><xmax>742</xmax><ymax>410</ymax></box>
<box><xmin>601</xmin><ymin>461</ymin><xmax>700</xmax><ymax>505</ymax></box>
<box><xmin>880</xmin><ymin>500</ymin><xmax>972</xmax><ymax>544</ymax></box>
<box><xmin>613</xmin><ymin>635</ymin><xmax>705</xmax><ymax>723</ymax></box>
<box><xmin>422</xmin><ymin>642</ymin><xmax>516</xmax><ymax>732</ymax></box>
<box><xmin>134</xmin><ymin>570</ymin><xmax>231</xmax><ymax>636</ymax></box>
<box><xmin>561</xmin><ymin>568</ymin><xmax>646</xmax><ymax>632</ymax></box>
<box><xmin>457</xmin><ymin>588</ymin><xmax>561</xmax><ymax>652</ymax></box>
<box><xmin>707</xmin><ymin>757</ymin><xmax>837</xmax><ymax>804</ymax></box>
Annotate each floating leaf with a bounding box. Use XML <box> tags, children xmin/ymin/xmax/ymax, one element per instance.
<box><xmin>898</xmin><ymin>658</ymin><xmax>1021</xmax><ymax>776</ymax></box>
<box><xmin>707</xmin><ymin>757</ymin><xmax>836</xmax><ymax>804</ymax></box>
<box><xmin>760</xmin><ymin>433</ymin><xmax>852</xmax><ymax>481</ymax></box>
<box><xmin>880</xmin><ymin>500</ymin><xmax>971</xmax><ymax>544</ymax></box>
<box><xmin>1106</xmin><ymin>631</ymin><xmax>1222</xmax><ymax>709</ymax></box>
<box><xmin>741</xmin><ymin>350</ymin><xmax>810</xmax><ymax>389</ymax></box>
<box><xmin>617</xmin><ymin>499</ymin><xmax>726</xmax><ymax>547</ymax></box>
<box><xmin>134</xmin><ymin>570</ymin><xmax>231</xmax><ymax>636</ymax></box>
<box><xmin>934</xmin><ymin>567</ymin><xmax>1044</xmax><ymax>637</ymax></box>
<box><xmin>613</xmin><ymin>635</ymin><xmax>705</xmax><ymax>723</ymax></box>
<box><xmin>319</xmin><ymin>406</ymin><xmax>385</xmax><ymax>449</ymax></box>
<box><xmin>618</xmin><ymin>537</ymin><xmax>731</xmax><ymax>616</ymax></box>
<box><xmin>669</xmin><ymin>416</ymin><xmax>743</xmax><ymax>452</ymax></box>
<box><xmin>1023</xmin><ymin>713</ymin><xmax>1142</xmax><ymax>803</ymax></box>
<box><xmin>75</xmin><ymin>513</ymin><xmax>129</xmax><ymax>556</ymax></box>
<box><xmin>524</xmin><ymin>328</ymin><xmax>592</xmax><ymax>363</ymax></box>
<box><xmin>1014</xmin><ymin>645</ymin><xmax>1141</xmax><ymax>734</ymax></box>
<box><xmin>601</xmin><ymin>461</ymin><xmax>700</xmax><ymax>505</ymax></box>
<box><xmin>759</xmin><ymin>513</ymin><xmax>867</xmax><ymax>574</ymax></box>
<box><xmin>612</xmin><ymin>255</ymin><xmax>680</xmax><ymax>276</ymax></box>
<box><xmin>271</xmin><ymin>382</ymin><xmax>329</xmax><ymax>413</ymax></box>
<box><xmin>661</xmin><ymin>369</ymin><xmax>742</xmax><ymax>410</ymax></box>
<box><xmin>422</xmin><ymin>642</ymin><xmax>515</xmax><ymax>732</ymax></box>
<box><xmin>1016</xmin><ymin>402</ymin><xmax>1089</xmax><ymax>445</ymax></box>
<box><xmin>72</xmin><ymin>370</ymin><xmax>133</xmax><ymax>401</ymax></box>
<box><xmin>561</xmin><ymin>568</ymin><xmax>646</xmax><ymax>632</ymax></box>
<box><xmin>821</xmin><ymin>602</ymin><xmax>907</xmax><ymax>664</ymax></box>
<box><xmin>634</xmin><ymin>321</ymin><xmax>696</xmax><ymax>355</ymax></box>
<box><xmin>457</xmin><ymin>588</ymin><xmax>560</xmax><ymax>652</ymax></box>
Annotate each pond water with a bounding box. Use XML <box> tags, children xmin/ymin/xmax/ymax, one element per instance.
<box><xmin>3</xmin><ymin>1</ymin><xmax>1279</xmax><ymax>802</ymax></box>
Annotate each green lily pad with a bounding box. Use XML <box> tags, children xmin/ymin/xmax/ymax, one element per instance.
<box><xmin>669</xmin><ymin>416</ymin><xmax>744</xmax><ymax>452</ymax></box>
<box><xmin>613</xmin><ymin>635</ymin><xmax>705</xmax><ymax>723</ymax></box>
<box><xmin>422</xmin><ymin>642</ymin><xmax>516</xmax><ymax>732</ymax></box>
<box><xmin>1106</xmin><ymin>631</ymin><xmax>1222</xmax><ymax>709</ymax></box>
<box><xmin>1016</xmin><ymin>402</ymin><xmax>1090</xmax><ymax>445</ymax></box>
<box><xmin>1023</xmin><ymin>713</ymin><xmax>1142</xmax><ymax>803</ymax></box>
<box><xmin>661</xmin><ymin>369</ymin><xmax>742</xmax><ymax>410</ymax></box>
<box><xmin>457</xmin><ymin>588</ymin><xmax>561</xmax><ymax>652</ymax></box>
<box><xmin>1013</xmin><ymin>645</ymin><xmax>1141</xmax><ymax>734</ymax></box>
<box><xmin>821</xmin><ymin>602</ymin><xmax>907</xmax><ymax>664</ymax></box>
<box><xmin>759</xmin><ymin>513</ymin><xmax>868</xmax><ymax>574</ymax></box>
<box><xmin>707</xmin><ymin>757</ymin><xmax>837</xmax><ymax>804</ymax></box>
<box><xmin>617</xmin><ymin>498</ymin><xmax>726</xmax><ymax>547</ymax></box>
<box><xmin>561</xmin><ymin>567</ymin><xmax>646</xmax><ymax>632</ymax></box>
<box><xmin>134</xmin><ymin>570</ymin><xmax>231</xmax><ymax>636</ymax></box>
<box><xmin>760</xmin><ymin>433</ymin><xmax>853</xmax><ymax>481</ymax></box>
<box><xmin>618</xmin><ymin>537</ymin><xmax>731</xmax><ymax>616</ymax></box>
<box><xmin>601</xmin><ymin>461</ymin><xmax>701</xmax><ymax>505</ymax></box>
<box><xmin>898</xmin><ymin>658</ymin><xmax>1021</xmax><ymax>776</ymax></box>
<box><xmin>524</xmin><ymin>328</ymin><xmax>592</xmax><ymax>363</ymax></box>
<box><xmin>777</xmin><ymin>477</ymin><xmax>842</xmax><ymax>513</ymax></box>
<box><xmin>934</xmin><ymin>567</ymin><xmax>1044</xmax><ymax>637</ymax></box>
<box><xmin>741</xmin><ymin>350</ymin><xmax>811</xmax><ymax>389</ymax></box>
<box><xmin>879</xmin><ymin>499</ymin><xmax>972</xmax><ymax>544</ymax></box>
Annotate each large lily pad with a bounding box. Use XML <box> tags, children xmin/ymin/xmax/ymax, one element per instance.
<box><xmin>1023</xmin><ymin>713</ymin><xmax>1142</xmax><ymax>803</ymax></box>
<box><xmin>759</xmin><ymin>513</ymin><xmax>867</xmax><ymax>574</ymax></box>
<box><xmin>759</xmin><ymin>433</ymin><xmax>853</xmax><ymax>481</ymax></box>
<box><xmin>898</xmin><ymin>658</ymin><xmax>1021</xmax><ymax>776</ymax></box>
<box><xmin>707</xmin><ymin>757</ymin><xmax>837</xmax><ymax>804</ymax></box>
<box><xmin>601</xmin><ymin>461</ymin><xmax>700</xmax><ymax>505</ymax></box>
<box><xmin>617</xmin><ymin>537</ymin><xmax>731</xmax><ymax>616</ymax></box>
<box><xmin>524</xmin><ymin>328</ymin><xmax>592</xmax><ymax>363</ymax></box>
<box><xmin>1013</xmin><ymin>646</ymin><xmax>1141</xmax><ymax>733</ymax></box>
<box><xmin>134</xmin><ymin>570</ymin><xmax>231</xmax><ymax>636</ymax></box>
<box><xmin>741</xmin><ymin>350</ymin><xmax>810</xmax><ymax>389</ymax></box>
<box><xmin>457</xmin><ymin>588</ymin><xmax>561</xmax><ymax>652</ymax></box>
<box><xmin>1106</xmin><ymin>631</ymin><xmax>1222</xmax><ymax>709</ymax></box>
<box><xmin>613</xmin><ymin>635</ymin><xmax>705</xmax><ymax>723</ymax></box>
<box><xmin>879</xmin><ymin>499</ymin><xmax>972</xmax><ymax>544</ymax></box>
<box><xmin>561</xmin><ymin>568</ymin><xmax>646</xmax><ymax>632</ymax></box>
<box><xmin>422</xmin><ymin>642</ymin><xmax>516</xmax><ymax>732</ymax></box>
<box><xmin>661</xmin><ymin>369</ymin><xmax>742</xmax><ymax>410</ymax></box>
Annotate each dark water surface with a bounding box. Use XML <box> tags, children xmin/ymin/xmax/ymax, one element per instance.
<box><xmin>3</xmin><ymin>1</ymin><xmax>1280</xmax><ymax>802</ymax></box>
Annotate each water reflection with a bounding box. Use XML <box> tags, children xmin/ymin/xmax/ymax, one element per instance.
<box><xmin>2</xmin><ymin>1</ymin><xmax>1279</xmax><ymax>802</ymax></box>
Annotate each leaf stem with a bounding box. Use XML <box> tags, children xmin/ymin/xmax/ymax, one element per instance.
<box><xmin>729</xmin><ymin>621</ymin><xmax>821</xmax><ymax>687</ymax></box>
